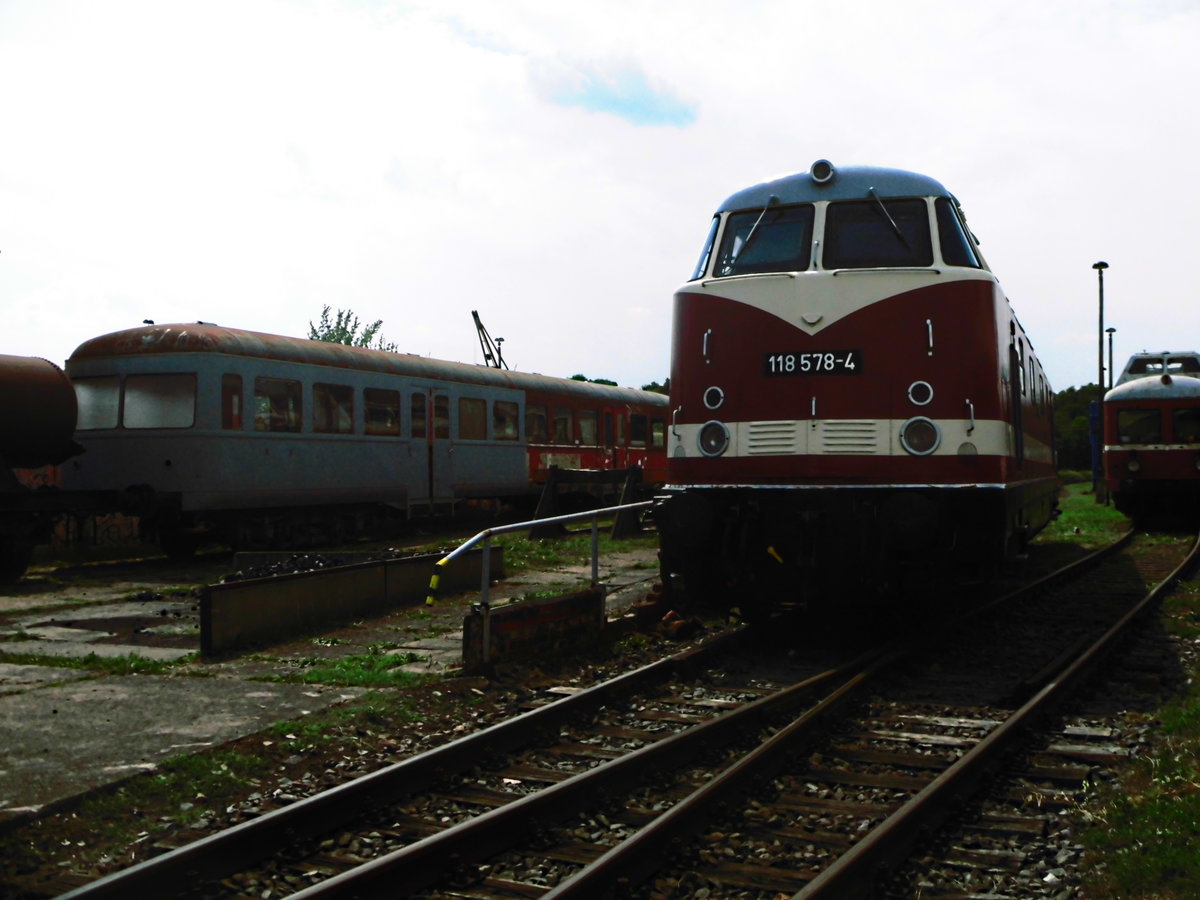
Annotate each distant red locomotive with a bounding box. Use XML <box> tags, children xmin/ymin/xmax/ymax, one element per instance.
<box><xmin>654</xmin><ymin>160</ymin><xmax>1057</xmax><ymax>618</ymax></box>
<box><xmin>56</xmin><ymin>323</ymin><xmax>668</xmax><ymax>555</ymax></box>
<box><xmin>1104</xmin><ymin>351</ymin><xmax>1200</xmax><ymax>519</ymax></box>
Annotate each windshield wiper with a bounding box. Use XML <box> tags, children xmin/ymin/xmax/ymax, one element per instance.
<box><xmin>734</xmin><ymin>194</ymin><xmax>778</xmax><ymax>264</ymax></box>
<box><xmin>868</xmin><ymin>187</ymin><xmax>911</xmax><ymax>251</ymax></box>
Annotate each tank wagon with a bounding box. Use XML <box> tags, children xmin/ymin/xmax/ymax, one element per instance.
<box><xmin>1104</xmin><ymin>351</ymin><xmax>1200</xmax><ymax>519</ymax></box>
<box><xmin>57</xmin><ymin>323</ymin><xmax>668</xmax><ymax>555</ymax></box>
<box><xmin>654</xmin><ymin>160</ymin><xmax>1057</xmax><ymax>619</ymax></box>
<box><xmin>0</xmin><ymin>355</ymin><xmax>87</xmax><ymax>579</ymax></box>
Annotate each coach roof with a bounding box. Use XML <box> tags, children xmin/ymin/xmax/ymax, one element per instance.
<box><xmin>68</xmin><ymin>324</ymin><xmax>667</xmax><ymax>408</ymax></box>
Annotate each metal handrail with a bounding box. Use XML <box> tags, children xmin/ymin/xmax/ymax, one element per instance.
<box><xmin>424</xmin><ymin>501</ymin><xmax>654</xmax><ymax>664</ymax></box>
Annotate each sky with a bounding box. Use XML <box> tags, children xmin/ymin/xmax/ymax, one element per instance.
<box><xmin>2</xmin><ymin>0</ymin><xmax>1198</xmax><ymax>392</ymax></box>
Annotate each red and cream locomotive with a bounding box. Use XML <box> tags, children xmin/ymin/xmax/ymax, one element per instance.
<box><xmin>654</xmin><ymin>160</ymin><xmax>1057</xmax><ymax>618</ymax></box>
<box><xmin>1104</xmin><ymin>351</ymin><xmax>1200</xmax><ymax>520</ymax></box>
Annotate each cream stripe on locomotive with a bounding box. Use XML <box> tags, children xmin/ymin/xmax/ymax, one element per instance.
<box><xmin>671</xmin><ymin>419</ymin><xmax>1053</xmax><ymax>463</ymax></box>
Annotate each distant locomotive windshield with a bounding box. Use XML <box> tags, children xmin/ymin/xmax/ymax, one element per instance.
<box><xmin>822</xmin><ymin>198</ymin><xmax>933</xmax><ymax>269</ymax></box>
<box><xmin>715</xmin><ymin>204</ymin><xmax>815</xmax><ymax>276</ymax></box>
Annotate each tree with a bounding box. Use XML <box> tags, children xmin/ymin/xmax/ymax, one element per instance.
<box><xmin>570</xmin><ymin>374</ymin><xmax>618</xmax><ymax>387</ymax></box>
<box><xmin>1053</xmin><ymin>383</ymin><xmax>1104</xmax><ymax>471</ymax></box>
<box><xmin>640</xmin><ymin>379</ymin><xmax>669</xmax><ymax>395</ymax></box>
<box><xmin>309</xmin><ymin>306</ymin><xmax>397</xmax><ymax>352</ymax></box>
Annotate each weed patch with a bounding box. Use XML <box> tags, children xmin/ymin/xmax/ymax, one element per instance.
<box><xmin>0</xmin><ymin>649</ymin><xmax>192</xmax><ymax>675</ymax></box>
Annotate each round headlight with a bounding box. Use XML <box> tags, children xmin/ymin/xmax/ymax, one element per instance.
<box><xmin>698</xmin><ymin>420</ymin><xmax>730</xmax><ymax>457</ymax></box>
<box><xmin>703</xmin><ymin>386</ymin><xmax>725</xmax><ymax>410</ymax></box>
<box><xmin>900</xmin><ymin>417</ymin><xmax>941</xmax><ymax>456</ymax></box>
<box><xmin>1128</xmin><ymin>458</ymin><xmax>1141</xmax><ymax>473</ymax></box>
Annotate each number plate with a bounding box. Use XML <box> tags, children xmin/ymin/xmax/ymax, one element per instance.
<box><xmin>763</xmin><ymin>350</ymin><xmax>862</xmax><ymax>376</ymax></box>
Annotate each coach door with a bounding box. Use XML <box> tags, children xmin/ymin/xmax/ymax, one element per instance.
<box><xmin>600</xmin><ymin>405</ymin><xmax>628</xmax><ymax>468</ymax></box>
<box><xmin>411</xmin><ymin>388</ymin><xmax>453</xmax><ymax>509</ymax></box>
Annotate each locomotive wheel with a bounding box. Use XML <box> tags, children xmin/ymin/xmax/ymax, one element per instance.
<box><xmin>0</xmin><ymin>538</ymin><xmax>35</xmax><ymax>583</ymax></box>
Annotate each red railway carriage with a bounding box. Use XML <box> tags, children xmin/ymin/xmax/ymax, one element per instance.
<box><xmin>1104</xmin><ymin>351</ymin><xmax>1200</xmax><ymax>519</ymax></box>
<box><xmin>654</xmin><ymin>160</ymin><xmax>1057</xmax><ymax>617</ymax></box>
<box><xmin>57</xmin><ymin>324</ymin><xmax>667</xmax><ymax>553</ymax></box>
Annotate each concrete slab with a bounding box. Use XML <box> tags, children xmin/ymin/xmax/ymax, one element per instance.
<box><xmin>0</xmin><ymin>675</ymin><xmax>365</xmax><ymax>821</ymax></box>
<box><xmin>0</xmin><ymin>640</ymin><xmax>195</xmax><ymax>662</ymax></box>
<box><xmin>0</xmin><ymin>542</ymin><xmax>663</xmax><ymax>826</ymax></box>
<box><xmin>0</xmin><ymin>663</ymin><xmax>91</xmax><ymax>696</ymax></box>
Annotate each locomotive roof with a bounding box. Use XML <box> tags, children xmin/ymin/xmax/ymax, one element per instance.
<box><xmin>1105</xmin><ymin>373</ymin><xmax>1200</xmax><ymax>402</ymax></box>
<box><xmin>1114</xmin><ymin>350</ymin><xmax>1200</xmax><ymax>386</ymax></box>
<box><xmin>68</xmin><ymin>324</ymin><xmax>668</xmax><ymax>408</ymax></box>
<box><xmin>717</xmin><ymin>163</ymin><xmax>953</xmax><ymax>213</ymax></box>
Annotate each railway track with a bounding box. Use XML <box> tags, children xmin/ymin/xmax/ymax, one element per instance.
<box><xmin>55</xmin><ymin>527</ymin><xmax>1198</xmax><ymax>899</ymax></box>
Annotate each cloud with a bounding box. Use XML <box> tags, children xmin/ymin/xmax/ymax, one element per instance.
<box><xmin>530</xmin><ymin>58</ymin><xmax>696</xmax><ymax>127</ymax></box>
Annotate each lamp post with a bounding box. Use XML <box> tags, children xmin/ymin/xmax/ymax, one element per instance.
<box><xmin>1106</xmin><ymin>326</ymin><xmax>1116</xmax><ymax>391</ymax></box>
<box><xmin>1093</xmin><ymin>261</ymin><xmax>1109</xmax><ymax>502</ymax></box>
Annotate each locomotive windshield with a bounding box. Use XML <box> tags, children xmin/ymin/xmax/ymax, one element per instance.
<box><xmin>822</xmin><ymin>198</ymin><xmax>932</xmax><ymax>268</ymax></box>
<box><xmin>696</xmin><ymin>192</ymin><xmax>979</xmax><ymax>279</ymax></box>
<box><xmin>715</xmin><ymin>204</ymin><xmax>815</xmax><ymax>276</ymax></box>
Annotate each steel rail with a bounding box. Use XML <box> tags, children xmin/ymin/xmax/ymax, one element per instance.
<box><xmin>58</xmin><ymin>628</ymin><xmax>742</xmax><ymax>900</ymax></box>
<box><xmin>796</xmin><ymin>526</ymin><xmax>1200</xmax><ymax>898</ymax></box>
<box><xmin>530</xmin><ymin>528</ymin><xmax>1147</xmax><ymax>898</ymax></box>
<box><xmin>284</xmin><ymin>650</ymin><xmax>885</xmax><ymax>899</ymax></box>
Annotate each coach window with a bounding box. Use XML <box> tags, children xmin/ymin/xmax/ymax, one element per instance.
<box><xmin>552</xmin><ymin>407</ymin><xmax>572</xmax><ymax>443</ymax></box>
<box><xmin>433</xmin><ymin>395</ymin><xmax>450</xmax><ymax>439</ymax></box>
<box><xmin>459</xmin><ymin>397</ymin><xmax>487</xmax><ymax>440</ymax></box>
<box><xmin>579</xmin><ymin>410</ymin><xmax>598</xmax><ymax>445</ymax></box>
<box><xmin>822</xmin><ymin>199</ymin><xmax>933</xmax><ymax>269</ymax></box>
<box><xmin>1117</xmin><ymin>409</ymin><xmax>1162</xmax><ymax>444</ymax></box>
<box><xmin>630</xmin><ymin>414</ymin><xmax>648</xmax><ymax>447</ymax></box>
<box><xmin>526</xmin><ymin>404</ymin><xmax>548</xmax><ymax>442</ymax></box>
<box><xmin>494</xmin><ymin>401</ymin><xmax>519</xmax><ymax>440</ymax></box>
<box><xmin>254</xmin><ymin>377</ymin><xmax>302</xmax><ymax>432</ymax></box>
<box><xmin>73</xmin><ymin>377</ymin><xmax>121</xmax><ymax>430</ymax></box>
<box><xmin>364</xmin><ymin>389</ymin><xmax>400</xmax><ymax>435</ymax></box>
<box><xmin>651</xmin><ymin>418</ymin><xmax>666</xmax><ymax>448</ymax></box>
<box><xmin>124</xmin><ymin>374</ymin><xmax>196</xmax><ymax>429</ymax></box>
<box><xmin>935</xmin><ymin>198</ymin><xmax>981</xmax><ymax>268</ymax></box>
<box><xmin>1174</xmin><ymin>409</ymin><xmax>1200</xmax><ymax>443</ymax></box>
<box><xmin>221</xmin><ymin>375</ymin><xmax>243</xmax><ymax>430</ymax></box>
<box><xmin>716</xmin><ymin>204</ymin><xmax>814</xmax><ymax>276</ymax></box>
<box><xmin>411</xmin><ymin>393</ymin><xmax>427</xmax><ymax>439</ymax></box>
<box><xmin>313</xmin><ymin>383</ymin><xmax>354</xmax><ymax>434</ymax></box>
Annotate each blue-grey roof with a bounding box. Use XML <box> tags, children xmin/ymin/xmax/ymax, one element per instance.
<box><xmin>1105</xmin><ymin>374</ymin><xmax>1200</xmax><ymax>402</ymax></box>
<box><xmin>716</xmin><ymin>163</ymin><xmax>953</xmax><ymax>213</ymax></box>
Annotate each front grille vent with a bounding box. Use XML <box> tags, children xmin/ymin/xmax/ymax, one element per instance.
<box><xmin>820</xmin><ymin>420</ymin><xmax>880</xmax><ymax>454</ymax></box>
<box><xmin>747</xmin><ymin>421</ymin><xmax>800</xmax><ymax>455</ymax></box>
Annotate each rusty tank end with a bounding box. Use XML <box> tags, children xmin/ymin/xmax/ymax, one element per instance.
<box><xmin>0</xmin><ymin>354</ymin><xmax>80</xmax><ymax>469</ymax></box>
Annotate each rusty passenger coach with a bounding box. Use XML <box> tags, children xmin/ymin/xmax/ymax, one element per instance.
<box><xmin>57</xmin><ymin>324</ymin><xmax>668</xmax><ymax>555</ymax></box>
<box><xmin>654</xmin><ymin>160</ymin><xmax>1057</xmax><ymax>620</ymax></box>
